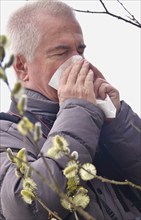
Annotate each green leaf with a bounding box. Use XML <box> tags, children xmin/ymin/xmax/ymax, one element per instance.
<box><xmin>73</xmin><ymin>193</ymin><xmax>90</xmax><ymax>209</ymax></box>
<box><xmin>12</xmin><ymin>81</ymin><xmax>22</xmax><ymax>95</ymax></box>
<box><xmin>63</xmin><ymin>161</ymin><xmax>78</xmax><ymax>179</ymax></box>
<box><xmin>23</xmin><ymin>177</ymin><xmax>37</xmax><ymax>191</ymax></box>
<box><xmin>17</xmin><ymin>94</ymin><xmax>27</xmax><ymax>115</ymax></box>
<box><xmin>17</xmin><ymin>117</ymin><xmax>34</xmax><ymax>136</ymax></box>
<box><xmin>0</xmin><ymin>46</ymin><xmax>5</xmax><ymax>62</ymax></box>
<box><xmin>7</xmin><ymin>148</ymin><xmax>15</xmax><ymax>163</ymax></box>
<box><xmin>67</xmin><ymin>175</ymin><xmax>80</xmax><ymax>193</ymax></box>
<box><xmin>60</xmin><ymin>197</ymin><xmax>73</xmax><ymax>211</ymax></box>
<box><xmin>0</xmin><ymin>35</ymin><xmax>7</xmax><ymax>46</ymax></box>
<box><xmin>0</xmin><ymin>67</ymin><xmax>8</xmax><ymax>83</ymax></box>
<box><xmin>21</xmin><ymin>189</ymin><xmax>35</xmax><ymax>204</ymax></box>
<box><xmin>33</xmin><ymin>122</ymin><xmax>42</xmax><ymax>142</ymax></box>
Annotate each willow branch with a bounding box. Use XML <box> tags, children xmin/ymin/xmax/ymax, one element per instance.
<box><xmin>95</xmin><ymin>175</ymin><xmax>141</xmax><ymax>191</ymax></box>
<box><xmin>8</xmin><ymin>153</ymin><xmax>96</xmax><ymax>220</ymax></box>
<box><xmin>81</xmin><ymin>167</ymin><xmax>141</xmax><ymax>191</ymax></box>
<box><xmin>36</xmin><ymin>198</ymin><xmax>62</xmax><ymax>220</ymax></box>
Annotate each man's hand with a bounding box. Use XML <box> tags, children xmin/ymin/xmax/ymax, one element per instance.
<box><xmin>58</xmin><ymin>59</ymin><xmax>96</xmax><ymax>105</ymax></box>
<box><xmin>90</xmin><ymin>64</ymin><xmax>121</xmax><ymax>114</ymax></box>
<box><xmin>94</xmin><ymin>78</ymin><xmax>121</xmax><ymax>114</ymax></box>
<box><xmin>58</xmin><ymin>60</ymin><xmax>121</xmax><ymax>115</ymax></box>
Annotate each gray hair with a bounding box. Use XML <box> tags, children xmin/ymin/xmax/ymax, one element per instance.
<box><xmin>7</xmin><ymin>0</ymin><xmax>75</xmax><ymax>61</ymax></box>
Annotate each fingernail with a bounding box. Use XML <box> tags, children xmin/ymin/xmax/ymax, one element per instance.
<box><xmin>89</xmin><ymin>69</ymin><xmax>94</xmax><ymax>75</ymax></box>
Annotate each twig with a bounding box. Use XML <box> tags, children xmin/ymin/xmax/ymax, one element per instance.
<box><xmin>74</xmin><ymin>0</ymin><xmax>141</xmax><ymax>29</ymax></box>
<box><xmin>116</xmin><ymin>0</ymin><xmax>140</xmax><ymax>25</ymax></box>
<box><xmin>74</xmin><ymin>211</ymin><xmax>79</xmax><ymax>220</ymax></box>
<box><xmin>36</xmin><ymin>197</ymin><xmax>62</xmax><ymax>220</ymax></box>
<box><xmin>99</xmin><ymin>0</ymin><xmax>108</xmax><ymax>13</ymax></box>
<box><xmin>81</xmin><ymin>166</ymin><xmax>141</xmax><ymax>191</ymax></box>
<box><xmin>32</xmin><ymin>138</ymin><xmax>62</xmax><ymax>193</ymax></box>
<box><xmin>95</xmin><ymin>175</ymin><xmax>141</xmax><ymax>191</ymax></box>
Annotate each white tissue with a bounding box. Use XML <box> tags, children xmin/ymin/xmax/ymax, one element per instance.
<box><xmin>48</xmin><ymin>55</ymin><xmax>116</xmax><ymax>118</ymax></box>
<box><xmin>96</xmin><ymin>96</ymin><xmax>116</xmax><ymax>118</ymax></box>
<box><xmin>49</xmin><ymin>55</ymin><xmax>82</xmax><ymax>90</ymax></box>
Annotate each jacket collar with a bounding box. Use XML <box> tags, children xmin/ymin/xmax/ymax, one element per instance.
<box><xmin>9</xmin><ymin>89</ymin><xmax>59</xmax><ymax>119</ymax></box>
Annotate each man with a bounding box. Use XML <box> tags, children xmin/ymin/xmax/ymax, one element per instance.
<box><xmin>0</xmin><ymin>0</ymin><xmax>140</xmax><ymax>219</ymax></box>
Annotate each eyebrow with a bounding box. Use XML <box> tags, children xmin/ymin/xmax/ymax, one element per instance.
<box><xmin>46</xmin><ymin>44</ymin><xmax>86</xmax><ymax>54</ymax></box>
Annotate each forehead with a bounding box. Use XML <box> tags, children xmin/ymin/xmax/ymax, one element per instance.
<box><xmin>37</xmin><ymin>14</ymin><xmax>84</xmax><ymax>46</ymax></box>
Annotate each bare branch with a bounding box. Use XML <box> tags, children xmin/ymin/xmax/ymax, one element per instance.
<box><xmin>74</xmin><ymin>0</ymin><xmax>141</xmax><ymax>28</ymax></box>
<box><xmin>116</xmin><ymin>0</ymin><xmax>141</xmax><ymax>25</ymax></box>
<box><xmin>74</xmin><ymin>8</ymin><xmax>141</xmax><ymax>28</ymax></box>
<box><xmin>99</xmin><ymin>0</ymin><xmax>109</xmax><ymax>13</ymax></box>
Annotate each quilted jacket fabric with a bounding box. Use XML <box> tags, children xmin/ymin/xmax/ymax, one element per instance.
<box><xmin>0</xmin><ymin>89</ymin><xmax>141</xmax><ymax>220</ymax></box>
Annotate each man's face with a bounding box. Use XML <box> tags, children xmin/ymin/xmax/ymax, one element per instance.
<box><xmin>25</xmin><ymin>15</ymin><xmax>85</xmax><ymax>102</ymax></box>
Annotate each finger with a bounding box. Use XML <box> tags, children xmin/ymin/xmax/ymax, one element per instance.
<box><xmin>93</xmin><ymin>78</ymin><xmax>108</xmax><ymax>98</ymax></box>
<box><xmin>90</xmin><ymin>63</ymin><xmax>105</xmax><ymax>80</ymax></box>
<box><xmin>67</xmin><ymin>59</ymin><xmax>84</xmax><ymax>85</ymax></box>
<box><xmin>76</xmin><ymin>60</ymin><xmax>90</xmax><ymax>85</ymax></box>
<box><xmin>84</xmin><ymin>69</ymin><xmax>94</xmax><ymax>87</ymax></box>
<box><xmin>98</xmin><ymin>83</ymin><xmax>114</xmax><ymax>100</ymax></box>
<box><xmin>59</xmin><ymin>64</ymin><xmax>73</xmax><ymax>86</ymax></box>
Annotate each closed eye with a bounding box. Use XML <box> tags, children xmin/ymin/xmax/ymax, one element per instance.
<box><xmin>55</xmin><ymin>52</ymin><xmax>67</xmax><ymax>56</ymax></box>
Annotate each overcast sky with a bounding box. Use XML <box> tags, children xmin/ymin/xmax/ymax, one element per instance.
<box><xmin>0</xmin><ymin>0</ymin><xmax>140</xmax><ymax>116</ymax></box>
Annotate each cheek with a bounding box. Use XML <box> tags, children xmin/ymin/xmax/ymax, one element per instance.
<box><xmin>44</xmin><ymin>60</ymin><xmax>63</xmax><ymax>82</ymax></box>
<box><xmin>28</xmin><ymin>62</ymin><xmax>49</xmax><ymax>83</ymax></box>
<box><xmin>28</xmin><ymin>59</ymin><xmax>62</xmax><ymax>85</ymax></box>
<box><xmin>44</xmin><ymin>66</ymin><xmax>55</xmax><ymax>82</ymax></box>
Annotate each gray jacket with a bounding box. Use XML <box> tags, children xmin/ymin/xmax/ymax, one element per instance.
<box><xmin>0</xmin><ymin>89</ymin><xmax>141</xmax><ymax>220</ymax></box>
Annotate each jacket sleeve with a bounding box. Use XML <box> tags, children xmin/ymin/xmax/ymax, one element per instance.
<box><xmin>0</xmin><ymin>99</ymin><xmax>104</xmax><ymax>220</ymax></box>
<box><xmin>100</xmin><ymin>101</ymin><xmax>141</xmax><ymax>185</ymax></box>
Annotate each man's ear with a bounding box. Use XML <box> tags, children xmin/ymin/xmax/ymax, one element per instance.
<box><xmin>13</xmin><ymin>55</ymin><xmax>29</xmax><ymax>81</ymax></box>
